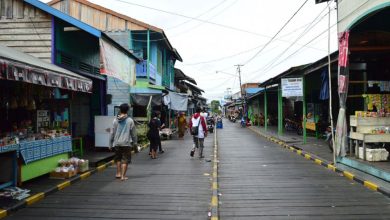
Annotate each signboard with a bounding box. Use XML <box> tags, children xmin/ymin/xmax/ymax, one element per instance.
<box><xmin>37</xmin><ymin>110</ymin><xmax>50</xmax><ymax>131</ymax></box>
<box><xmin>281</xmin><ymin>78</ymin><xmax>303</xmax><ymax>97</ymax></box>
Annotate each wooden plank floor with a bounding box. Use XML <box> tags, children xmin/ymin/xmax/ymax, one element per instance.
<box><xmin>6</xmin><ymin>135</ymin><xmax>213</xmax><ymax>220</ymax></box>
<box><xmin>218</xmin><ymin>120</ymin><xmax>390</xmax><ymax>220</ymax></box>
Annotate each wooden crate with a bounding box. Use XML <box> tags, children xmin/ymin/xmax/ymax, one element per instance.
<box><xmin>50</xmin><ymin>170</ymin><xmax>77</xmax><ymax>179</ymax></box>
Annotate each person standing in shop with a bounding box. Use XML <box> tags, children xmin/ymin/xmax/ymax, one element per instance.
<box><xmin>109</xmin><ymin>103</ymin><xmax>137</xmax><ymax>181</ymax></box>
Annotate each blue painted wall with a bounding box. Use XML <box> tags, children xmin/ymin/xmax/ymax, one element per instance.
<box><xmin>106</xmin><ymin>76</ymin><xmax>130</xmax><ymax>116</ymax></box>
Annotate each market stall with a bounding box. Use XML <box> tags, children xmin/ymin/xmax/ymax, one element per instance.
<box><xmin>0</xmin><ymin>44</ymin><xmax>92</xmax><ymax>187</ymax></box>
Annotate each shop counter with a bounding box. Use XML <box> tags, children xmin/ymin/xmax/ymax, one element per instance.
<box><xmin>0</xmin><ymin>145</ymin><xmax>18</xmax><ymax>189</ymax></box>
<box><xmin>19</xmin><ymin>136</ymin><xmax>72</xmax><ymax>182</ymax></box>
<box><xmin>349</xmin><ymin>116</ymin><xmax>390</xmax><ymax>161</ymax></box>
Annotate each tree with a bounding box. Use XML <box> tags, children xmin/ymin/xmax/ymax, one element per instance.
<box><xmin>211</xmin><ymin>100</ymin><xmax>221</xmax><ymax>114</ymax></box>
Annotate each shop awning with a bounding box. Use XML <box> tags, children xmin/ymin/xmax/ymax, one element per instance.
<box><xmin>0</xmin><ymin>44</ymin><xmax>92</xmax><ymax>93</ymax></box>
<box><xmin>163</xmin><ymin>92</ymin><xmax>188</xmax><ymax>111</ymax></box>
<box><xmin>131</xmin><ymin>94</ymin><xmax>161</xmax><ymax>106</ymax></box>
<box><xmin>174</xmin><ymin>68</ymin><xmax>197</xmax><ymax>85</ymax></box>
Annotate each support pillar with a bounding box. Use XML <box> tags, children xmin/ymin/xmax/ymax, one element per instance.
<box><xmin>303</xmin><ymin>76</ymin><xmax>307</xmax><ymax>144</ymax></box>
<box><xmin>264</xmin><ymin>88</ymin><xmax>268</xmax><ymax>132</ymax></box>
<box><xmin>147</xmin><ymin>29</ymin><xmax>150</xmax><ymax>82</ymax></box>
<box><xmin>278</xmin><ymin>85</ymin><xmax>283</xmax><ymax>136</ymax></box>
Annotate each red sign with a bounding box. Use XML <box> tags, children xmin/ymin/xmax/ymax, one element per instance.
<box><xmin>338</xmin><ymin>31</ymin><xmax>350</xmax><ymax>67</ymax></box>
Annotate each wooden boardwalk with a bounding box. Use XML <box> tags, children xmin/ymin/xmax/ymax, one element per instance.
<box><xmin>6</xmin><ymin>135</ymin><xmax>214</xmax><ymax>220</ymax></box>
<box><xmin>5</xmin><ymin>120</ymin><xmax>390</xmax><ymax>219</ymax></box>
<box><xmin>218</xmin><ymin>121</ymin><xmax>390</xmax><ymax>219</ymax></box>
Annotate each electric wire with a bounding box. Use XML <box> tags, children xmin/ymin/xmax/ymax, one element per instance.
<box><xmin>167</xmin><ymin>0</ymin><xmax>239</xmax><ymax>38</ymax></box>
<box><xmin>247</xmin><ymin>22</ymin><xmax>337</xmax><ymax>82</ymax></box>
<box><xmin>165</xmin><ymin>0</ymin><xmax>228</xmax><ymax>30</ymax></box>
<box><xmin>184</xmin><ymin>20</ymin><xmax>325</xmax><ymax>66</ymax></box>
<box><xmin>112</xmin><ymin>0</ymin><xmax>312</xmax><ymax>44</ymax></box>
<box><xmin>242</xmin><ymin>0</ymin><xmax>309</xmax><ymax>66</ymax></box>
<box><xmin>260</xmin><ymin>2</ymin><xmax>334</xmax><ymax>74</ymax></box>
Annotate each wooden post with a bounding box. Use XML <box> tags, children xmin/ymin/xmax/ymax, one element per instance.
<box><xmin>258</xmin><ymin>95</ymin><xmax>261</xmax><ymax>128</ymax></box>
<box><xmin>303</xmin><ymin>76</ymin><xmax>307</xmax><ymax>144</ymax></box>
<box><xmin>147</xmin><ymin>29</ymin><xmax>150</xmax><ymax>82</ymax></box>
<box><xmin>278</xmin><ymin>84</ymin><xmax>283</xmax><ymax>136</ymax></box>
<box><xmin>264</xmin><ymin>87</ymin><xmax>268</xmax><ymax>132</ymax></box>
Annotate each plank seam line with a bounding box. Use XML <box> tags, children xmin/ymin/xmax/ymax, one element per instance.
<box><xmin>2</xmin><ymin>151</ymin><xmax>139</xmax><ymax>216</ymax></box>
<box><xmin>247</xmin><ymin>126</ymin><xmax>390</xmax><ymax>198</ymax></box>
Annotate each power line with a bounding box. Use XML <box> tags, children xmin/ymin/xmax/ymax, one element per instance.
<box><xmin>167</xmin><ymin>0</ymin><xmax>239</xmax><ymax>38</ymax></box>
<box><xmin>166</xmin><ymin>0</ymin><xmax>228</xmax><ymax>30</ymax></box>
<box><xmin>242</xmin><ymin>0</ymin><xmax>309</xmax><ymax>65</ymax></box>
<box><xmin>112</xmin><ymin>0</ymin><xmax>308</xmax><ymax>41</ymax></box>
<box><xmin>247</xmin><ymin>22</ymin><xmax>337</xmax><ymax>82</ymax></box>
<box><xmin>261</xmin><ymin>2</ymin><xmax>334</xmax><ymax>73</ymax></box>
<box><xmin>184</xmin><ymin>20</ymin><xmax>326</xmax><ymax>66</ymax></box>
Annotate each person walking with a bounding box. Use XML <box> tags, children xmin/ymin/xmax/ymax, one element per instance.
<box><xmin>147</xmin><ymin>111</ymin><xmax>161</xmax><ymax>159</ymax></box>
<box><xmin>148</xmin><ymin>111</ymin><xmax>164</xmax><ymax>155</ymax></box>
<box><xmin>178</xmin><ymin>112</ymin><xmax>187</xmax><ymax>139</ymax></box>
<box><xmin>109</xmin><ymin>103</ymin><xmax>137</xmax><ymax>181</ymax></box>
<box><xmin>189</xmin><ymin>107</ymin><xmax>208</xmax><ymax>158</ymax></box>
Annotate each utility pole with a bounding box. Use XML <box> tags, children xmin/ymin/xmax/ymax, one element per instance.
<box><xmin>235</xmin><ymin>64</ymin><xmax>245</xmax><ymax>118</ymax></box>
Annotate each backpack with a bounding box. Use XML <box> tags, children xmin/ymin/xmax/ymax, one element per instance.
<box><xmin>191</xmin><ymin>117</ymin><xmax>201</xmax><ymax>136</ymax></box>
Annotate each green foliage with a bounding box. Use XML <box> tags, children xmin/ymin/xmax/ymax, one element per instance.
<box><xmin>136</xmin><ymin>123</ymin><xmax>149</xmax><ymax>145</ymax></box>
<box><xmin>211</xmin><ymin>100</ymin><xmax>220</xmax><ymax>113</ymax></box>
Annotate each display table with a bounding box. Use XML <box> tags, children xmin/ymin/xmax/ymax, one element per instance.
<box><xmin>349</xmin><ymin>116</ymin><xmax>390</xmax><ymax>160</ymax></box>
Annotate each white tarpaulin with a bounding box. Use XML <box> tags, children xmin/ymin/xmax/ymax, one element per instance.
<box><xmin>99</xmin><ymin>38</ymin><xmax>136</xmax><ymax>86</ymax></box>
<box><xmin>167</xmin><ymin>92</ymin><xmax>188</xmax><ymax>111</ymax></box>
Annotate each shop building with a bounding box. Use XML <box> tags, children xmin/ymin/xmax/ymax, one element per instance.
<box><xmin>47</xmin><ymin>0</ymin><xmax>182</xmax><ymax>120</ymax></box>
<box><xmin>0</xmin><ymin>44</ymin><xmax>92</xmax><ymax>188</ymax></box>
<box><xmin>333</xmin><ymin>0</ymin><xmax>390</xmax><ymax>180</ymax></box>
<box><xmin>0</xmin><ymin>0</ymin><xmax>139</xmax><ymax>183</ymax></box>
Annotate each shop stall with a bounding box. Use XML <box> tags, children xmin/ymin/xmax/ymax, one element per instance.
<box><xmin>0</xmin><ymin>45</ymin><xmax>92</xmax><ymax>187</ymax></box>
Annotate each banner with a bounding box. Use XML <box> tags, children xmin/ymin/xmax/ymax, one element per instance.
<box><xmin>99</xmin><ymin>38</ymin><xmax>136</xmax><ymax>86</ymax></box>
<box><xmin>281</xmin><ymin>78</ymin><xmax>303</xmax><ymax>97</ymax></box>
<box><xmin>335</xmin><ymin>31</ymin><xmax>350</xmax><ymax>157</ymax></box>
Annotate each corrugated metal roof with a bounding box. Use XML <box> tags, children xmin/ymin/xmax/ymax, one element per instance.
<box><xmin>0</xmin><ymin>44</ymin><xmax>90</xmax><ymax>82</ymax></box>
<box><xmin>245</xmin><ymin>88</ymin><xmax>262</xmax><ymax>94</ymax></box>
<box><xmin>174</xmin><ymin>68</ymin><xmax>197</xmax><ymax>85</ymax></box>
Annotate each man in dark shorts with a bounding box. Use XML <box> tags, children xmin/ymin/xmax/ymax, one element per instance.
<box><xmin>109</xmin><ymin>103</ymin><xmax>137</xmax><ymax>181</ymax></box>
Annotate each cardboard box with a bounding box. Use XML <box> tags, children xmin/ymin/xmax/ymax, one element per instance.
<box><xmin>50</xmin><ymin>170</ymin><xmax>77</xmax><ymax>179</ymax></box>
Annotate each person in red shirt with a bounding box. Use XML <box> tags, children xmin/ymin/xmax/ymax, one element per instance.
<box><xmin>189</xmin><ymin>107</ymin><xmax>208</xmax><ymax>158</ymax></box>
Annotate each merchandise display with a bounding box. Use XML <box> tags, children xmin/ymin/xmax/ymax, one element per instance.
<box><xmin>54</xmin><ymin>157</ymin><xmax>88</xmax><ymax>173</ymax></box>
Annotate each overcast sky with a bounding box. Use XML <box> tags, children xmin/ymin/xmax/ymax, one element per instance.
<box><xmin>43</xmin><ymin>0</ymin><xmax>338</xmax><ymax>102</ymax></box>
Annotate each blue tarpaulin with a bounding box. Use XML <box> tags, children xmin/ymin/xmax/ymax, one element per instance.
<box><xmin>319</xmin><ymin>68</ymin><xmax>329</xmax><ymax>100</ymax></box>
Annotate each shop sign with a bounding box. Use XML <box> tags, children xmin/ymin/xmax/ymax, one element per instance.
<box><xmin>0</xmin><ymin>58</ymin><xmax>92</xmax><ymax>93</ymax></box>
<box><xmin>281</xmin><ymin>78</ymin><xmax>303</xmax><ymax>97</ymax></box>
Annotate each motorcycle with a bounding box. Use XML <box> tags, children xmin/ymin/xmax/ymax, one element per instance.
<box><xmin>207</xmin><ymin>117</ymin><xmax>215</xmax><ymax>133</ymax></box>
